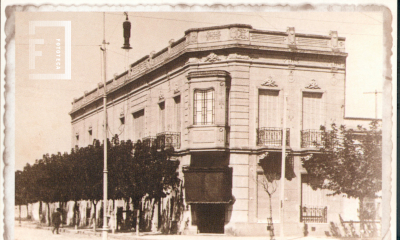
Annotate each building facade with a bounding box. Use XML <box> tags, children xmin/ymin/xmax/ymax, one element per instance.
<box><xmin>69</xmin><ymin>24</ymin><xmax>377</xmax><ymax>236</ymax></box>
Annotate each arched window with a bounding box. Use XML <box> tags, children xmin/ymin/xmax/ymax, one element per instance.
<box><xmin>194</xmin><ymin>89</ymin><xmax>214</xmax><ymax>125</ymax></box>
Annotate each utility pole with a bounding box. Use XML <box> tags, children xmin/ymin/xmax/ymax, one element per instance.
<box><xmin>280</xmin><ymin>93</ymin><xmax>288</xmax><ymax>239</ymax></box>
<box><xmin>100</xmin><ymin>12</ymin><xmax>109</xmax><ymax>240</ymax></box>
<box><xmin>363</xmin><ymin>89</ymin><xmax>382</xmax><ymax>119</ymax></box>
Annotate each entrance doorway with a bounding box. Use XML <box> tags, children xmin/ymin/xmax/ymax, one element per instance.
<box><xmin>196</xmin><ymin>204</ymin><xmax>225</xmax><ymax>233</ymax></box>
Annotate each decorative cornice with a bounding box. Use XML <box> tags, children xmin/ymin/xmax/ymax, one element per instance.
<box><xmin>305</xmin><ymin>79</ymin><xmax>321</xmax><ymax>89</ymax></box>
<box><xmin>261</xmin><ymin>76</ymin><xmax>278</xmax><ymax>87</ymax></box>
<box><xmin>71</xmin><ymin>24</ymin><xmax>346</xmax><ymax>115</ymax></box>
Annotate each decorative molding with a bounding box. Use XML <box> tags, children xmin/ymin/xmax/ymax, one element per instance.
<box><xmin>287</xmin><ymin>27</ymin><xmax>296</xmax><ymax>45</ymax></box>
<box><xmin>305</xmin><ymin>79</ymin><xmax>321</xmax><ymax>89</ymax></box>
<box><xmin>285</xmin><ymin>55</ymin><xmax>299</xmax><ymax>65</ymax></box>
<box><xmin>185</xmin><ymin>57</ymin><xmax>198</xmax><ymax>65</ymax></box>
<box><xmin>330</xmin><ymin>30</ymin><xmax>338</xmax><ymax>48</ymax></box>
<box><xmin>187</xmin><ymin>32</ymin><xmax>198</xmax><ymax>43</ymax></box>
<box><xmin>206</xmin><ymin>30</ymin><xmax>221</xmax><ymax>41</ymax></box>
<box><xmin>288</xmin><ymin>70</ymin><xmax>295</xmax><ymax>83</ymax></box>
<box><xmin>159</xmin><ymin>91</ymin><xmax>164</xmax><ymax>101</ymax></box>
<box><xmin>331</xmin><ymin>73</ymin><xmax>339</xmax><ymax>86</ymax></box>
<box><xmin>261</xmin><ymin>76</ymin><xmax>278</xmax><ymax>87</ymax></box>
<box><xmin>187</xmin><ymin>70</ymin><xmax>230</xmax><ymax>80</ymax></box>
<box><xmin>173</xmin><ymin>83</ymin><xmax>180</xmax><ymax>94</ymax></box>
<box><xmin>230</xmin><ymin>28</ymin><xmax>249</xmax><ymax>40</ymax></box>
<box><xmin>202</xmin><ymin>53</ymin><xmax>221</xmax><ymax>63</ymax></box>
<box><xmin>257</xmin><ymin>152</ymin><xmax>269</xmax><ymax>163</ymax></box>
<box><xmin>228</xmin><ymin>53</ymin><xmax>250</xmax><ymax>60</ymax></box>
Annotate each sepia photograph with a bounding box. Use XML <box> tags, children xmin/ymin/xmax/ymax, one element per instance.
<box><xmin>1</xmin><ymin>2</ymin><xmax>396</xmax><ymax>240</ymax></box>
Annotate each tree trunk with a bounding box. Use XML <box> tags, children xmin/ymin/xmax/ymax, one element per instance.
<box><xmin>92</xmin><ymin>200</ymin><xmax>97</xmax><ymax>232</ymax></box>
<box><xmin>125</xmin><ymin>198</ymin><xmax>130</xmax><ymax>230</ymax></box>
<box><xmin>268</xmin><ymin>194</ymin><xmax>275</xmax><ymax>239</ymax></box>
<box><xmin>47</xmin><ymin>202</ymin><xmax>51</xmax><ymax>226</ymax></box>
<box><xmin>359</xmin><ymin>197</ymin><xmax>364</xmax><ymax>238</ymax></box>
<box><xmin>19</xmin><ymin>205</ymin><xmax>21</xmax><ymax>226</ymax></box>
<box><xmin>26</xmin><ymin>204</ymin><xmax>29</xmax><ymax>220</ymax></box>
<box><xmin>74</xmin><ymin>200</ymin><xmax>79</xmax><ymax>229</ymax></box>
<box><xmin>136</xmin><ymin>200</ymin><xmax>142</xmax><ymax>236</ymax></box>
<box><xmin>38</xmin><ymin>201</ymin><xmax>42</xmax><ymax>224</ymax></box>
<box><xmin>269</xmin><ymin>194</ymin><xmax>273</xmax><ymax>220</ymax></box>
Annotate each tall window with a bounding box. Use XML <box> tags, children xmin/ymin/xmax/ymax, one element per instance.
<box><xmin>300</xmin><ymin>174</ymin><xmax>329</xmax><ymax>223</ymax></box>
<box><xmin>302</xmin><ymin>92</ymin><xmax>323</xmax><ymax>130</ymax></box>
<box><xmin>194</xmin><ymin>89</ymin><xmax>214</xmax><ymax>125</ymax></box>
<box><xmin>159</xmin><ymin>102</ymin><xmax>165</xmax><ymax>132</ymax></box>
<box><xmin>133</xmin><ymin>109</ymin><xmax>144</xmax><ymax>141</ymax></box>
<box><xmin>174</xmin><ymin>96</ymin><xmax>181</xmax><ymax>131</ymax></box>
<box><xmin>258</xmin><ymin>90</ymin><xmax>280</xmax><ymax>128</ymax></box>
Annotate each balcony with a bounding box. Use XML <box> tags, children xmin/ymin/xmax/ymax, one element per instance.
<box><xmin>156</xmin><ymin>132</ymin><xmax>181</xmax><ymax>150</ymax></box>
<box><xmin>257</xmin><ymin>127</ymin><xmax>290</xmax><ymax>147</ymax></box>
<box><xmin>300</xmin><ymin>206</ymin><xmax>327</xmax><ymax>223</ymax></box>
<box><xmin>142</xmin><ymin>136</ymin><xmax>157</xmax><ymax>148</ymax></box>
<box><xmin>301</xmin><ymin>129</ymin><xmax>324</xmax><ymax>148</ymax></box>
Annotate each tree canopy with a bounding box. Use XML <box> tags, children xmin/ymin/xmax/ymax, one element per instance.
<box><xmin>301</xmin><ymin>121</ymin><xmax>382</xmax><ymax>200</ymax></box>
<box><xmin>301</xmin><ymin>121</ymin><xmax>382</xmax><ymax>235</ymax></box>
<box><xmin>15</xmin><ymin>136</ymin><xmax>180</xmax><ymax>209</ymax></box>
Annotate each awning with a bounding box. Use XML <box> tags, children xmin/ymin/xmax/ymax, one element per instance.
<box><xmin>183</xmin><ymin>167</ymin><xmax>232</xmax><ymax>204</ymax></box>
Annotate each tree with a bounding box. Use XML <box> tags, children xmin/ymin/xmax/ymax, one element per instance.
<box><xmin>15</xmin><ymin>170</ymin><xmax>29</xmax><ymax>225</ymax></box>
<box><xmin>127</xmin><ymin>140</ymin><xmax>180</xmax><ymax>232</ymax></box>
<box><xmin>78</xmin><ymin>140</ymin><xmax>104</xmax><ymax>230</ymax></box>
<box><xmin>301</xmin><ymin>121</ymin><xmax>382</xmax><ymax>236</ymax></box>
<box><xmin>257</xmin><ymin>152</ymin><xmax>296</xmax><ymax>240</ymax></box>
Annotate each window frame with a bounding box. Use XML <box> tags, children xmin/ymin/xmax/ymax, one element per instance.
<box><xmin>193</xmin><ymin>88</ymin><xmax>215</xmax><ymax>125</ymax></box>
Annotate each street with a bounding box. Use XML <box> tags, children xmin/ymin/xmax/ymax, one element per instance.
<box><xmin>14</xmin><ymin>223</ymin><xmax>366</xmax><ymax>240</ymax></box>
<box><xmin>15</xmin><ymin>226</ymin><xmax>102</xmax><ymax>240</ymax></box>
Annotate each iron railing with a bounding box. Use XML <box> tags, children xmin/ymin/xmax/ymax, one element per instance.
<box><xmin>156</xmin><ymin>132</ymin><xmax>181</xmax><ymax>149</ymax></box>
<box><xmin>142</xmin><ymin>136</ymin><xmax>157</xmax><ymax>148</ymax></box>
<box><xmin>301</xmin><ymin>129</ymin><xmax>324</xmax><ymax>148</ymax></box>
<box><xmin>257</xmin><ymin>128</ymin><xmax>290</xmax><ymax>147</ymax></box>
<box><xmin>300</xmin><ymin>206</ymin><xmax>327</xmax><ymax>223</ymax></box>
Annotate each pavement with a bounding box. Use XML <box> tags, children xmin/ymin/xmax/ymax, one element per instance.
<box><xmin>15</xmin><ymin>220</ymin><xmax>375</xmax><ymax>240</ymax></box>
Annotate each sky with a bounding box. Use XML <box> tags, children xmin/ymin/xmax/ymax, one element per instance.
<box><xmin>14</xmin><ymin>11</ymin><xmax>384</xmax><ymax>170</ymax></box>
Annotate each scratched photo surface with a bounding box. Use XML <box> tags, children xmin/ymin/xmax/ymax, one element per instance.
<box><xmin>3</xmin><ymin>4</ymin><xmax>395</xmax><ymax>240</ymax></box>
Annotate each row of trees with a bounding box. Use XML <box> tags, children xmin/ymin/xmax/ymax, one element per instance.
<box><xmin>15</xmin><ymin>135</ymin><xmax>180</xmax><ymax>229</ymax></box>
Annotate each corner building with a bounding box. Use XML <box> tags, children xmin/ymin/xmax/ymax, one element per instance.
<box><xmin>70</xmin><ymin>24</ymin><xmax>369</xmax><ymax>236</ymax></box>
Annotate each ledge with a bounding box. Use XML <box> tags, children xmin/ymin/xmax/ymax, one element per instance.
<box><xmin>187</xmin><ymin>70</ymin><xmax>231</xmax><ymax>80</ymax></box>
<box><xmin>184</xmin><ymin>24</ymin><xmax>253</xmax><ymax>34</ymax></box>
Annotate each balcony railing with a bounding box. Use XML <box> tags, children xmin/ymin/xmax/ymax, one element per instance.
<box><xmin>156</xmin><ymin>132</ymin><xmax>181</xmax><ymax>150</ymax></box>
<box><xmin>257</xmin><ymin>127</ymin><xmax>290</xmax><ymax>147</ymax></box>
<box><xmin>300</xmin><ymin>206</ymin><xmax>327</xmax><ymax>223</ymax></box>
<box><xmin>301</xmin><ymin>129</ymin><xmax>324</xmax><ymax>148</ymax></box>
<box><xmin>142</xmin><ymin>136</ymin><xmax>157</xmax><ymax>148</ymax></box>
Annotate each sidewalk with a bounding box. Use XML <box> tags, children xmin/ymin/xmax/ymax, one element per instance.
<box><xmin>15</xmin><ymin>220</ymin><xmax>371</xmax><ymax>240</ymax></box>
